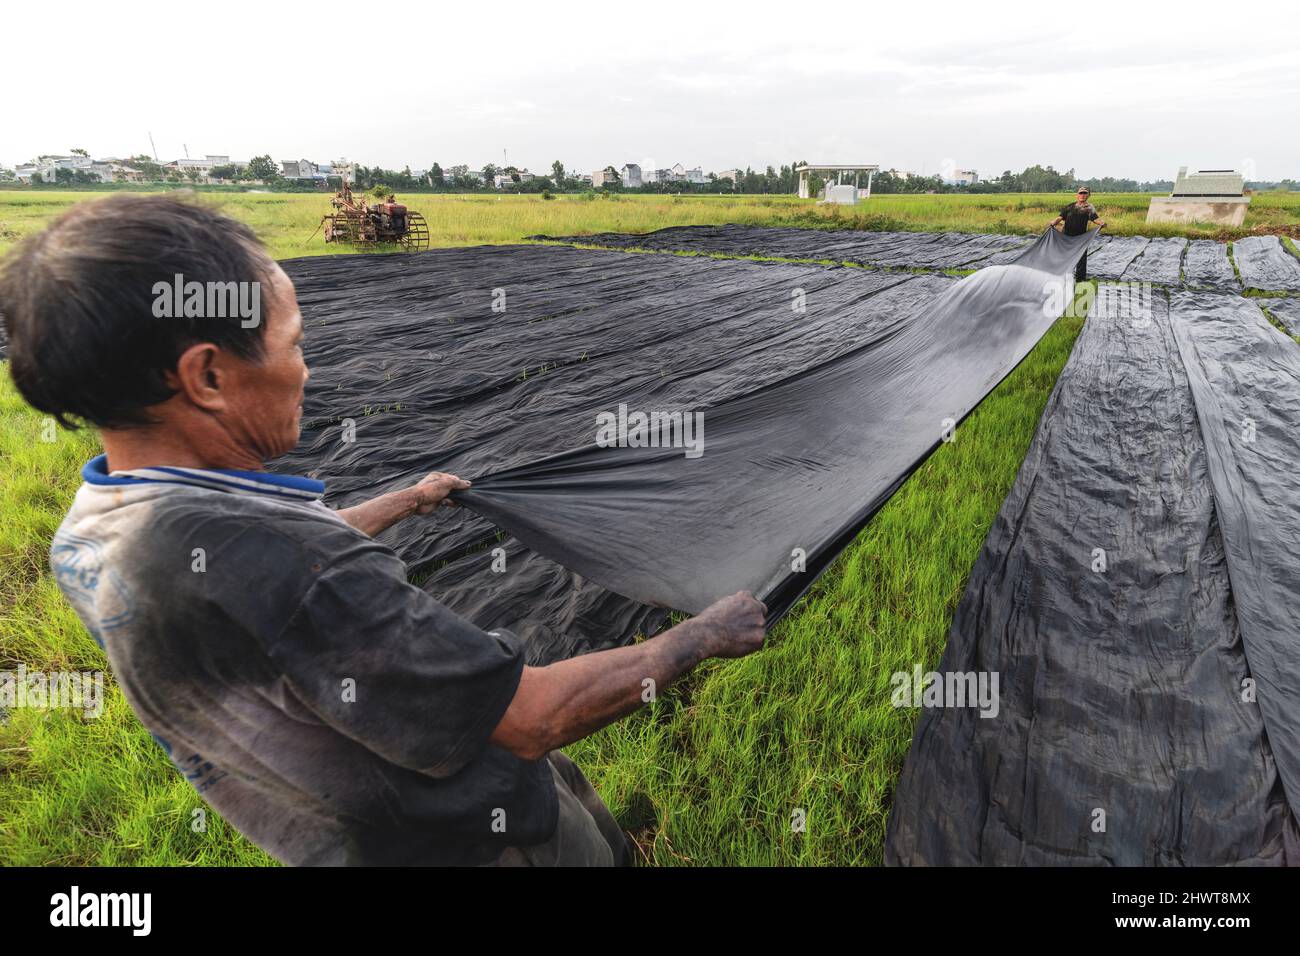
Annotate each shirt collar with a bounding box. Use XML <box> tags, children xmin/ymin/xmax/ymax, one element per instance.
<box><xmin>82</xmin><ymin>454</ymin><xmax>325</xmax><ymax>502</ymax></box>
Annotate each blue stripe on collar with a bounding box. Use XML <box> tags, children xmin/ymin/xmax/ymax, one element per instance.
<box><xmin>82</xmin><ymin>455</ymin><xmax>325</xmax><ymax>500</ymax></box>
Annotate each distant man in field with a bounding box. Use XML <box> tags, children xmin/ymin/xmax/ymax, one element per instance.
<box><xmin>1049</xmin><ymin>186</ymin><xmax>1107</xmax><ymax>281</ymax></box>
<box><xmin>0</xmin><ymin>194</ymin><xmax>767</xmax><ymax>867</ymax></box>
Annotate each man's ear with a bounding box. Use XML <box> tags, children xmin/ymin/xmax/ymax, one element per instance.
<box><xmin>168</xmin><ymin>342</ymin><xmax>227</xmax><ymax>411</ymax></box>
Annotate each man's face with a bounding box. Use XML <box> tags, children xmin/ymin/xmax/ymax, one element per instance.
<box><xmin>1076</xmin><ymin>190</ymin><xmax>1090</xmax><ymax>205</ymax></box>
<box><xmin>221</xmin><ymin>263</ymin><xmax>309</xmax><ymax>460</ymax></box>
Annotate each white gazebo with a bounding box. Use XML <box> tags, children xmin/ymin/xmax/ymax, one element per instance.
<box><xmin>796</xmin><ymin>164</ymin><xmax>880</xmax><ymax>203</ymax></box>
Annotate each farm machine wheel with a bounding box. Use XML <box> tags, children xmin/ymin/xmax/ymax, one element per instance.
<box><xmin>323</xmin><ymin>214</ymin><xmax>361</xmax><ymax>245</ymax></box>
<box><xmin>400</xmin><ymin>212</ymin><xmax>430</xmax><ymax>252</ymax></box>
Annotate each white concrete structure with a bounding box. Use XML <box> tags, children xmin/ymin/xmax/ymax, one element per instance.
<box><xmin>620</xmin><ymin>163</ymin><xmax>642</xmax><ymax>188</ymax></box>
<box><xmin>1147</xmin><ymin>166</ymin><xmax>1250</xmax><ymax>227</ymax></box>
<box><xmin>796</xmin><ymin>164</ymin><xmax>879</xmax><ymax>201</ymax></box>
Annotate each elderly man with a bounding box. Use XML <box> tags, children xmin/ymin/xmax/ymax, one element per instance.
<box><xmin>0</xmin><ymin>195</ymin><xmax>766</xmax><ymax>866</ymax></box>
<box><xmin>1049</xmin><ymin>186</ymin><xmax>1107</xmax><ymax>281</ymax></box>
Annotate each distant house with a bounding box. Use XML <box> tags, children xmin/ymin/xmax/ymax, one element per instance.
<box><xmin>951</xmin><ymin>168</ymin><xmax>979</xmax><ymax>186</ymax></box>
<box><xmin>592</xmin><ymin>167</ymin><xmax>619</xmax><ymax>188</ymax></box>
<box><xmin>717</xmin><ymin>169</ymin><xmax>741</xmax><ymax>183</ymax></box>
<box><xmin>280</xmin><ymin>159</ymin><xmax>318</xmax><ymax>180</ymax></box>
<box><xmin>18</xmin><ymin>155</ymin><xmax>144</xmax><ymax>183</ymax></box>
<box><xmin>685</xmin><ymin>167</ymin><xmax>705</xmax><ymax>184</ymax></box>
<box><xmin>87</xmin><ymin>161</ymin><xmax>144</xmax><ymax>182</ymax></box>
<box><xmin>162</xmin><ymin>155</ymin><xmax>237</xmax><ymax>182</ymax></box>
<box><xmin>620</xmin><ymin>164</ymin><xmax>642</xmax><ymax>188</ymax></box>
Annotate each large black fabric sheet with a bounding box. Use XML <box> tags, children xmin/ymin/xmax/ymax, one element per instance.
<box><xmin>539</xmin><ymin>225</ymin><xmax>1281</xmax><ymax>293</ymax></box>
<box><xmin>886</xmin><ymin>288</ymin><xmax>1300</xmax><ymax>865</ymax></box>
<box><xmin>277</xmin><ymin>229</ymin><xmax>1092</xmax><ymax>661</ymax></box>
<box><xmin>458</xmin><ymin>229</ymin><xmax>1091</xmax><ymax>623</ymax></box>
<box><xmin>533</xmin><ymin>223</ymin><xmax>1035</xmax><ymax>270</ymax></box>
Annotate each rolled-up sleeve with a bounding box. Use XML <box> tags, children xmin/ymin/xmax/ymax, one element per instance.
<box><xmin>266</xmin><ymin>539</ymin><xmax>525</xmax><ymax>777</ymax></box>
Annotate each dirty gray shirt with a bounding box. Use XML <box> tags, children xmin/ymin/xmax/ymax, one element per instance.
<box><xmin>51</xmin><ymin>455</ymin><xmax>558</xmax><ymax>865</ymax></box>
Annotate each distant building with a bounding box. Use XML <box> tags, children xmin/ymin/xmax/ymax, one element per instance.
<box><xmin>280</xmin><ymin>158</ymin><xmax>318</xmax><ymax>180</ymax></box>
<box><xmin>620</xmin><ymin>163</ymin><xmax>642</xmax><ymax>188</ymax></box>
<box><xmin>592</xmin><ymin>167</ymin><xmax>619</xmax><ymax>188</ymax></box>
<box><xmin>1170</xmin><ymin>167</ymin><xmax>1246</xmax><ymax>196</ymax></box>
<box><xmin>17</xmin><ymin>154</ymin><xmax>144</xmax><ymax>183</ymax></box>
<box><xmin>717</xmin><ymin>169</ymin><xmax>741</xmax><ymax>183</ymax></box>
<box><xmin>1148</xmin><ymin>166</ymin><xmax>1250</xmax><ymax>227</ymax></box>
<box><xmin>685</xmin><ymin>166</ymin><xmax>705</xmax><ymax>184</ymax></box>
<box><xmin>951</xmin><ymin>168</ymin><xmax>979</xmax><ymax>186</ymax></box>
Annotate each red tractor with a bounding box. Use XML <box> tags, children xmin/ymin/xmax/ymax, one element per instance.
<box><xmin>320</xmin><ymin>176</ymin><xmax>430</xmax><ymax>251</ymax></box>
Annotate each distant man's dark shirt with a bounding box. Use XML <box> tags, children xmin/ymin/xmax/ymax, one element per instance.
<box><xmin>1060</xmin><ymin>201</ymin><xmax>1099</xmax><ymax>236</ymax></box>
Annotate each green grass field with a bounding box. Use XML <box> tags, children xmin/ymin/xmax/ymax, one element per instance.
<box><xmin>3</xmin><ymin>189</ymin><xmax>1299</xmax><ymax>263</ymax></box>
<box><xmin>0</xmin><ymin>189</ymin><xmax>1294</xmax><ymax>865</ymax></box>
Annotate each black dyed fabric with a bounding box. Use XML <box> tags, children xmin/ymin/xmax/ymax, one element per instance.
<box><xmin>886</xmin><ymin>288</ymin><xmax>1300</xmax><ymax>865</ymax></box>
<box><xmin>276</xmin><ymin>230</ymin><xmax>1093</xmax><ymax>662</ymax></box>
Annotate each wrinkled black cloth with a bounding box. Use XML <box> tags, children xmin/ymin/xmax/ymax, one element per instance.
<box><xmin>276</xmin><ymin>229</ymin><xmax>1094</xmax><ymax>662</ymax></box>
<box><xmin>886</xmin><ymin>288</ymin><xmax>1300</xmax><ymax>865</ymax></box>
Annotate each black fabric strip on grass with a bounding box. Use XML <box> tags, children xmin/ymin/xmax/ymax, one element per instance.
<box><xmin>886</xmin><ymin>287</ymin><xmax>1300</xmax><ymax>865</ymax></box>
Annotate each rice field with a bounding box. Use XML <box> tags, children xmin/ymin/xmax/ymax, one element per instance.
<box><xmin>3</xmin><ymin>190</ymin><xmax>1299</xmax><ymax>264</ymax></box>
<box><xmin>0</xmin><ymin>189</ymin><xmax>1295</xmax><ymax>865</ymax></box>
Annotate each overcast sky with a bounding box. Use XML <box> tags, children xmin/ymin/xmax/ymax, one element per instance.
<box><xmin>6</xmin><ymin>0</ymin><xmax>1297</xmax><ymax>181</ymax></box>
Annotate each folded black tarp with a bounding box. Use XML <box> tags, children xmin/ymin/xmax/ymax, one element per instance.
<box><xmin>886</xmin><ymin>288</ymin><xmax>1300</xmax><ymax>865</ymax></box>
<box><xmin>1183</xmin><ymin>239</ymin><xmax>1240</xmax><ymax>290</ymax></box>
<box><xmin>1082</xmin><ymin>235</ymin><xmax>1149</xmax><ymax>279</ymax></box>
<box><xmin>1120</xmin><ymin>237</ymin><xmax>1186</xmax><ymax>284</ymax></box>
<box><xmin>1233</xmin><ymin>235</ymin><xmax>1300</xmax><ymax>291</ymax></box>
<box><xmin>277</xmin><ymin>229</ymin><xmax>1093</xmax><ymax>660</ymax></box>
<box><xmin>1266</xmin><ymin>298</ymin><xmax>1300</xmax><ymax>336</ymax></box>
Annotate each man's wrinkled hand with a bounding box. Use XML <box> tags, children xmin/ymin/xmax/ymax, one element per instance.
<box><xmin>694</xmin><ymin>590</ymin><xmax>767</xmax><ymax>659</ymax></box>
<box><xmin>410</xmin><ymin>472</ymin><xmax>471</xmax><ymax>515</ymax></box>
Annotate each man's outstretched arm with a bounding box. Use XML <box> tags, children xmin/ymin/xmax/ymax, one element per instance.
<box><xmin>337</xmin><ymin>471</ymin><xmax>470</xmax><ymax>537</ymax></box>
<box><xmin>490</xmin><ymin>591</ymin><xmax>767</xmax><ymax>761</ymax></box>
